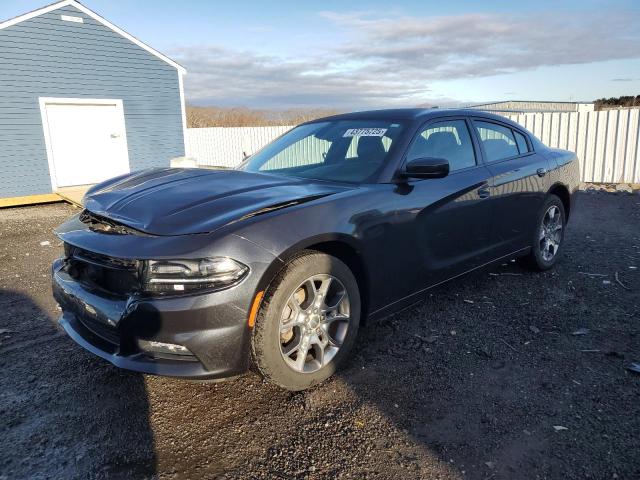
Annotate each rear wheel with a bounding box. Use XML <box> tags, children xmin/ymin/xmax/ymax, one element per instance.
<box><xmin>518</xmin><ymin>194</ymin><xmax>566</xmax><ymax>271</ymax></box>
<box><xmin>251</xmin><ymin>251</ymin><xmax>360</xmax><ymax>391</ymax></box>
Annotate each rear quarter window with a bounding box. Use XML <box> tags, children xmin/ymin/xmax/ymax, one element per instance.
<box><xmin>513</xmin><ymin>130</ymin><xmax>530</xmax><ymax>154</ymax></box>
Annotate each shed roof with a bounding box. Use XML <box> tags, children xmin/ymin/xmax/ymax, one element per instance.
<box><xmin>0</xmin><ymin>0</ymin><xmax>186</xmax><ymax>74</ymax></box>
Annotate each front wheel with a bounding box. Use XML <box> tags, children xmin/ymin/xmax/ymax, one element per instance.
<box><xmin>251</xmin><ymin>251</ymin><xmax>361</xmax><ymax>391</ymax></box>
<box><xmin>518</xmin><ymin>194</ymin><xmax>566</xmax><ymax>271</ymax></box>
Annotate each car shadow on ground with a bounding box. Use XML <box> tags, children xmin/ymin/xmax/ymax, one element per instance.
<box><xmin>0</xmin><ymin>289</ymin><xmax>156</xmax><ymax>479</ymax></box>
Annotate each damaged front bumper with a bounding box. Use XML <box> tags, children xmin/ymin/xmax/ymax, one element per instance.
<box><xmin>53</xmin><ymin>258</ymin><xmax>252</xmax><ymax>379</ymax></box>
<box><xmin>50</xmin><ymin>215</ymin><xmax>281</xmax><ymax>380</ymax></box>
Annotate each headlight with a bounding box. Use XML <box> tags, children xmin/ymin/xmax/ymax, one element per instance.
<box><xmin>142</xmin><ymin>257</ymin><xmax>248</xmax><ymax>294</ymax></box>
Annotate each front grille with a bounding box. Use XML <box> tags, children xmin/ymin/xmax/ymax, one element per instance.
<box><xmin>65</xmin><ymin>244</ymin><xmax>140</xmax><ymax>296</ymax></box>
<box><xmin>78</xmin><ymin>315</ymin><xmax>120</xmax><ymax>345</ymax></box>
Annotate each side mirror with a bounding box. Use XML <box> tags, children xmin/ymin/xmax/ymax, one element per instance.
<box><xmin>402</xmin><ymin>157</ymin><xmax>449</xmax><ymax>179</ymax></box>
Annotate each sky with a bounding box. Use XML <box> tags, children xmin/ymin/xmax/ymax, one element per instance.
<box><xmin>2</xmin><ymin>0</ymin><xmax>640</xmax><ymax>109</ymax></box>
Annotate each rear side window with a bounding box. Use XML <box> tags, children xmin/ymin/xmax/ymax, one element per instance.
<box><xmin>407</xmin><ymin>120</ymin><xmax>476</xmax><ymax>172</ymax></box>
<box><xmin>474</xmin><ymin>121</ymin><xmax>519</xmax><ymax>162</ymax></box>
<box><xmin>513</xmin><ymin>130</ymin><xmax>530</xmax><ymax>154</ymax></box>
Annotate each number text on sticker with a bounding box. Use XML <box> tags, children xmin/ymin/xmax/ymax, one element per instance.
<box><xmin>343</xmin><ymin>128</ymin><xmax>387</xmax><ymax>138</ymax></box>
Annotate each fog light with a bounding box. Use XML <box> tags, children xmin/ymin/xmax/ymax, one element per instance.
<box><xmin>138</xmin><ymin>339</ymin><xmax>191</xmax><ymax>356</ymax></box>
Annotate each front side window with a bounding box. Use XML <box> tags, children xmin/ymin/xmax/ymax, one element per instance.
<box><xmin>474</xmin><ymin>121</ymin><xmax>519</xmax><ymax>162</ymax></box>
<box><xmin>240</xmin><ymin>121</ymin><xmax>405</xmax><ymax>183</ymax></box>
<box><xmin>406</xmin><ymin>120</ymin><xmax>476</xmax><ymax>171</ymax></box>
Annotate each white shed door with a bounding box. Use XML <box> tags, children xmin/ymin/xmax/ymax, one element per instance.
<box><xmin>44</xmin><ymin>101</ymin><xmax>130</xmax><ymax>187</ymax></box>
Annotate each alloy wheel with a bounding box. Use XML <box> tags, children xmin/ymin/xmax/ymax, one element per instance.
<box><xmin>539</xmin><ymin>205</ymin><xmax>563</xmax><ymax>261</ymax></box>
<box><xmin>278</xmin><ymin>274</ymin><xmax>350</xmax><ymax>373</ymax></box>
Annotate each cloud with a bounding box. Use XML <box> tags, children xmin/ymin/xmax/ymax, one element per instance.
<box><xmin>173</xmin><ymin>45</ymin><xmax>442</xmax><ymax>109</ymax></box>
<box><xmin>322</xmin><ymin>10</ymin><xmax>640</xmax><ymax>77</ymax></box>
<box><xmin>173</xmin><ymin>9</ymin><xmax>640</xmax><ymax>108</ymax></box>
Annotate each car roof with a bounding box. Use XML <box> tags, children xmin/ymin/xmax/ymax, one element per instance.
<box><xmin>306</xmin><ymin>108</ymin><xmax>517</xmax><ymax>126</ymax></box>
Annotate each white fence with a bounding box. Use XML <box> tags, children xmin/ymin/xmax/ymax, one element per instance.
<box><xmin>186</xmin><ymin>109</ymin><xmax>640</xmax><ymax>183</ymax></box>
<box><xmin>503</xmin><ymin>110</ymin><xmax>639</xmax><ymax>183</ymax></box>
<box><xmin>186</xmin><ymin>126</ymin><xmax>292</xmax><ymax>168</ymax></box>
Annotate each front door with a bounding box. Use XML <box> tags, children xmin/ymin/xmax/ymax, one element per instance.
<box><xmin>396</xmin><ymin>118</ymin><xmax>495</xmax><ymax>291</ymax></box>
<box><xmin>42</xmin><ymin>99</ymin><xmax>130</xmax><ymax>187</ymax></box>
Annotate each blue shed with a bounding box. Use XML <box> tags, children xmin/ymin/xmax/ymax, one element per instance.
<box><xmin>0</xmin><ymin>0</ymin><xmax>186</xmax><ymax>205</ymax></box>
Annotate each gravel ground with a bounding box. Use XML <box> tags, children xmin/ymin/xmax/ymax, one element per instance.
<box><xmin>1</xmin><ymin>191</ymin><xmax>639</xmax><ymax>480</ymax></box>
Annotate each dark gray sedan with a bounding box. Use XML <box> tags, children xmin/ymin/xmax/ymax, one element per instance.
<box><xmin>52</xmin><ymin>109</ymin><xmax>580</xmax><ymax>390</ymax></box>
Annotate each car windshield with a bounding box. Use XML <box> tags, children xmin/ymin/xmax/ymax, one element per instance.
<box><xmin>239</xmin><ymin>120</ymin><xmax>405</xmax><ymax>183</ymax></box>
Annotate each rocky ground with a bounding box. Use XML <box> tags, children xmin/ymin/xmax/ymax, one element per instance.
<box><xmin>1</xmin><ymin>191</ymin><xmax>639</xmax><ymax>480</ymax></box>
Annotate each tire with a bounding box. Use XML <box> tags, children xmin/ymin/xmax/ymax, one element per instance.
<box><xmin>251</xmin><ymin>250</ymin><xmax>361</xmax><ymax>391</ymax></box>
<box><xmin>518</xmin><ymin>194</ymin><xmax>566</xmax><ymax>271</ymax></box>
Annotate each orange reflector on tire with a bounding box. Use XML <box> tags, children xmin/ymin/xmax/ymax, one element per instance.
<box><xmin>248</xmin><ymin>291</ymin><xmax>264</xmax><ymax>328</ymax></box>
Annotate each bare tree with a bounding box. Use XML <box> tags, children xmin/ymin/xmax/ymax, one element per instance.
<box><xmin>186</xmin><ymin>106</ymin><xmax>340</xmax><ymax>128</ymax></box>
<box><xmin>594</xmin><ymin>95</ymin><xmax>640</xmax><ymax>110</ymax></box>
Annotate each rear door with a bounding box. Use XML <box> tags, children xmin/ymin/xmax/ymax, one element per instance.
<box><xmin>471</xmin><ymin>118</ymin><xmax>550</xmax><ymax>254</ymax></box>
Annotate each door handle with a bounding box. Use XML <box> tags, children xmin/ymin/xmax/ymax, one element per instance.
<box><xmin>478</xmin><ymin>186</ymin><xmax>490</xmax><ymax>199</ymax></box>
<box><xmin>110</xmin><ymin>133</ymin><xmax>120</xmax><ymax>139</ymax></box>
<box><xmin>536</xmin><ymin>168</ymin><xmax>547</xmax><ymax>177</ymax></box>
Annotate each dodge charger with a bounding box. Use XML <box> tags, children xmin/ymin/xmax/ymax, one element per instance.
<box><xmin>52</xmin><ymin>109</ymin><xmax>580</xmax><ymax>390</ymax></box>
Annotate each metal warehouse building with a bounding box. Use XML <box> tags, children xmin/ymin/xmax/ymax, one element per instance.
<box><xmin>467</xmin><ymin>100</ymin><xmax>595</xmax><ymax>114</ymax></box>
<box><xmin>0</xmin><ymin>0</ymin><xmax>186</xmax><ymax>206</ymax></box>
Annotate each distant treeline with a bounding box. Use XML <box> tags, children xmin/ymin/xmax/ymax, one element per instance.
<box><xmin>186</xmin><ymin>106</ymin><xmax>339</xmax><ymax>128</ymax></box>
<box><xmin>594</xmin><ymin>95</ymin><xmax>640</xmax><ymax>110</ymax></box>
<box><xmin>186</xmin><ymin>98</ymin><xmax>640</xmax><ymax>127</ymax></box>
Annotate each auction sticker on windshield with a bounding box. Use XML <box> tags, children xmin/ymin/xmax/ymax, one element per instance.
<box><xmin>343</xmin><ymin>128</ymin><xmax>387</xmax><ymax>137</ymax></box>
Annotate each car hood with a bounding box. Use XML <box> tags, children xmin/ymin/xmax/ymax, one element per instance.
<box><xmin>82</xmin><ymin>168</ymin><xmax>351</xmax><ymax>236</ymax></box>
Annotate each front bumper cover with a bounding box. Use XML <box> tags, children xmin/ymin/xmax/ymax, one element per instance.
<box><xmin>52</xmin><ymin>258</ymin><xmax>253</xmax><ymax>380</ymax></box>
